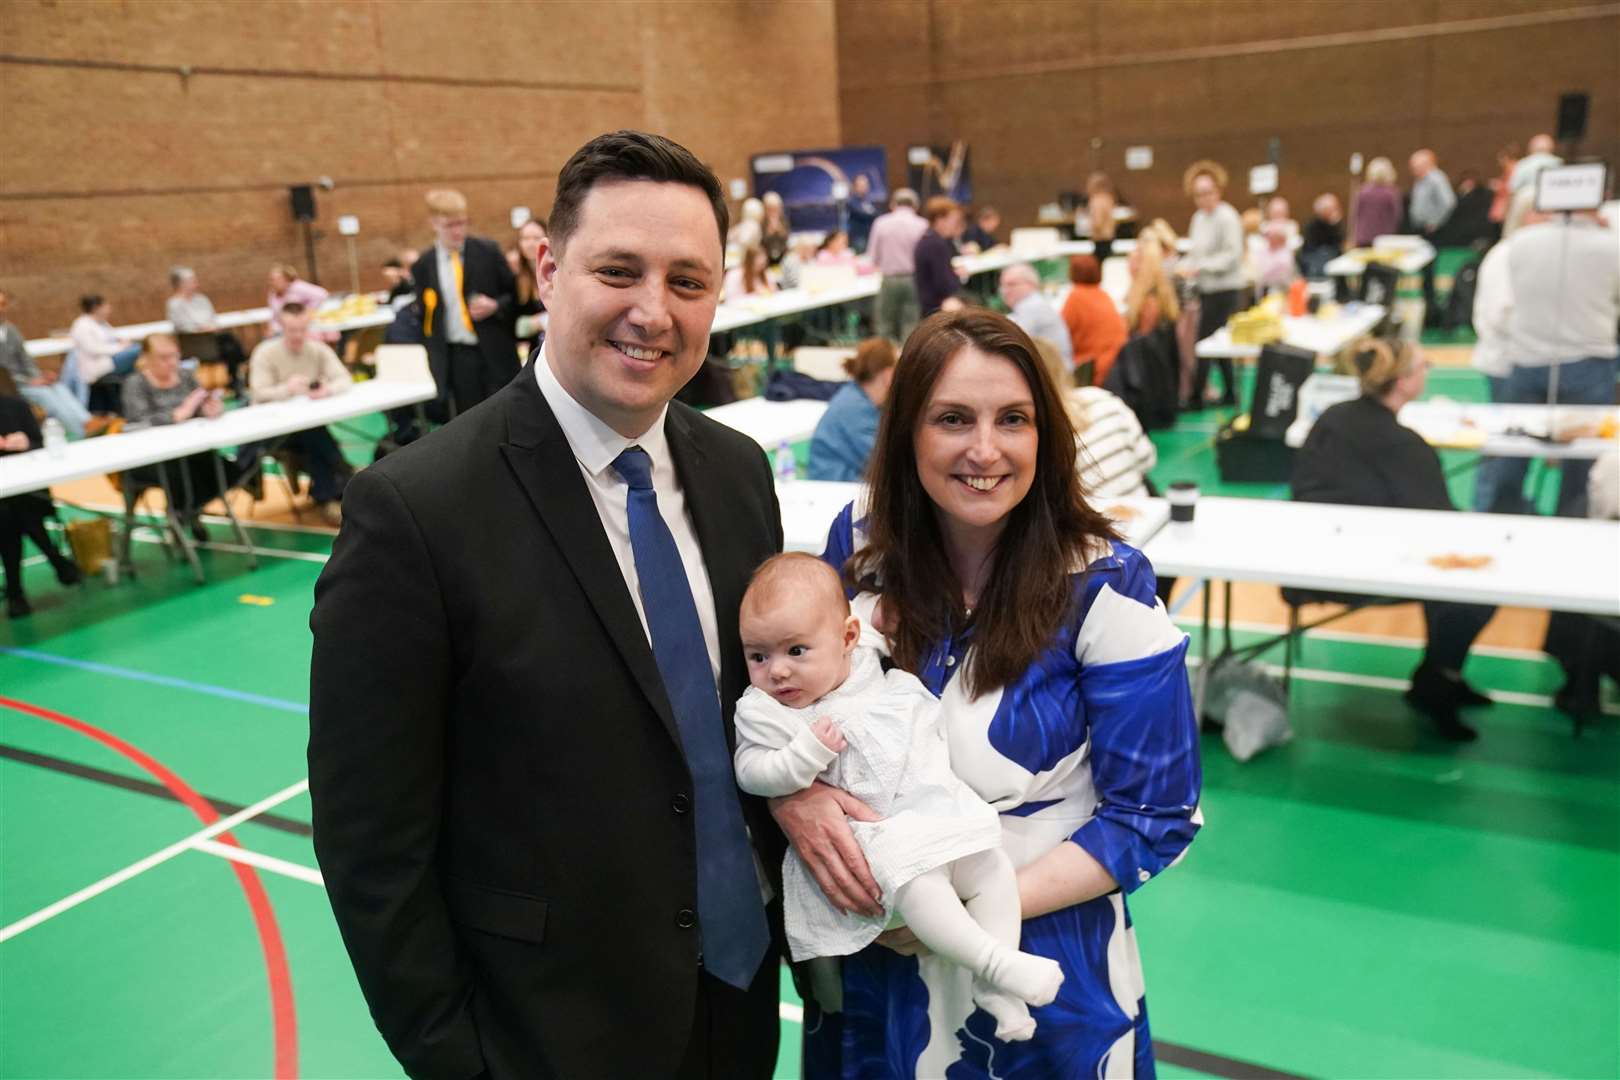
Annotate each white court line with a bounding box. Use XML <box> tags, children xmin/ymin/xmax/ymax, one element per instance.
<box><xmin>193</xmin><ymin>838</ymin><xmax>325</xmax><ymax>886</ymax></box>
<box><xmin>1184</xmin><ymin>655</ymin><xmax>1619</xmax><ymax>715</ymax></box>
<box><xmin>0</xmin><ymin>778</ymin><xmax>309</xmax><ymax>945</ymax></box>
<box><xmin>1172</xmin><ymin>614</ymin><xmax>1556</xmax><ymax>662</ymax></box>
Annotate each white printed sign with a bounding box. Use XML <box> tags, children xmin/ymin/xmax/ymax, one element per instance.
<box><xmin>337</xmin><ymin>215</ymin><xmax>360</xmax><ymax>236</ymax></box>
<box><xmin>1125</xmin><ymin>146</ymin><xmax>1153</xmax><ymax>171</ymax></box>
<box><xmin>729</xmin><ymin>178</ymin><xmax>748</xmax><ymax>200</ymax></box>
<box><xmin>1535</xmin><ymin>163</ymin><xmax>1607</xmax><ymax>212</ymax></box>
<box><xmin>753</xmin><ymin>154</ymin><xmax>793</xmax><ymax>174</ymax></box>
<box><xmin>1249</xmin><ymin>164</ymin><xmax>1279</xmax><ymax>196</ymax></box>
<box><xmin>509</xmin><ymin>206</ymin><xmax>531</xmax><ymax>229</ymax></box>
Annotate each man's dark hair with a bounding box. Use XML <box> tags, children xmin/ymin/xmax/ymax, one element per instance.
<box><xmin>280</xmin><ymin>301</ymin><xmax>307</xmax><ymax>317</ymax></box>
<box><xmin>80</xmin><ymin>294</ymin><xmax>104</xmax><ymax>313</ymax></box>
<box><xmin>548</xmin><ymin>130</ymin><xmax>728</xmax><ymax>256</ymax></box>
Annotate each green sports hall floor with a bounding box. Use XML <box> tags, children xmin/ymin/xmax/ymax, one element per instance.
<box><xmin>2</xmin><ymin>314</ymin><xmax>1616</xmax><ymax>1079</ymax></box>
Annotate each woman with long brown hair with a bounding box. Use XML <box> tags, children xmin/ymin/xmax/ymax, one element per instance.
<box><xmin>782</xmin><ymin>308</ymin><xmax>1201</xmax><ymax>1076</ymax></box>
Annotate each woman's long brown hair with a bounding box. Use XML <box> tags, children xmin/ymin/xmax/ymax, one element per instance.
<box><xmin>847</xmin><ymin>309</ymin><xmax>1120</xmax><ymax>696</ymax></box>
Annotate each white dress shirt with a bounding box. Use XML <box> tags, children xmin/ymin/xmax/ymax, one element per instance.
<box><xmin>533</xmin><ymin>346</ymin><xmax>722</xmax><ymax>688</ymax></box>
<box><xmin>435</xmin><ymin>243</ymin><xmax>479</xmax><ymax>346</ymax></box>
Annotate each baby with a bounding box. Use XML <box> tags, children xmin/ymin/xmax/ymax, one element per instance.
<box><xmin>734</xmin><ymin>553</ymin><xmax>1063</xmax><ymax>1041</ymax></box>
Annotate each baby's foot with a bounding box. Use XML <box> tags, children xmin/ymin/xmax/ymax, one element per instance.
<box><xmin>972</xmin><ymin>979</ymin><xmax>1037</xmax><ymax>1042</ymax></box>
<box><xmin>978</xmin><ymin>945</ymin><xmax>1065</xmax><ymax>1006</ymax></box>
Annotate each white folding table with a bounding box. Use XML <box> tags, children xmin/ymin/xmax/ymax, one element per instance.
<box><xmin>1194</xmin><ymin>304</ymin><xmax>1387</xmax><ymax>361</ymax></box>
<box><xmin>704</xmin><ymin>398</ymin><xmax>831</xmax><ymax>449</ymax></box>
<box><xmin>1</xmin><ymin>380</ymin><xmax>437</xmax><ymax>581</ymax></box>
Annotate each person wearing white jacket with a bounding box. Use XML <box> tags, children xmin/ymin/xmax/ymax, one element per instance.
<box><xmin>68</xmin><ymin>294</ymin><xmax>141</xmax><ymax>388</ymax></box>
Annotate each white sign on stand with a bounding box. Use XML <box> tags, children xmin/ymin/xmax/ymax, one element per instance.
<box><xmin>1125</xmin><ymin>146</ymin><xmax>1153</xmax><ymax>171</ymax></box>
<box><xmin>1349</xmin><ymin>152</ymin><xmax>1364</xmax><ymax>176</ymax></box>
<box><xmin>509</xmin><ymin>206</ymin><xmax>531</xmax><ymax>229</ymax></box>
<box><xmin>1535</xmin><ymin>163</ymin><xmax>1608</xmax><ymax>212</ymax></box>
<box><xmin>337</xmin><ymin>215</ymin><xmax>360</xmax><ymax>236</ymax></box>
<box><xmin>1249</xmin><ymin>164</ymin><xmax>1279</xmax><ymax>196</ymax></box>
<box><xmin>729</xmin><ymin>178</ymin><xmax>748</xmax><ymax>200</ymax></box>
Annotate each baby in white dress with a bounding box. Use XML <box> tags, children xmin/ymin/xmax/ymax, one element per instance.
<box><xmin>734</xmin><ymin>553</ymin><xmax>1063</xmax><ymax>1040</ymax></box>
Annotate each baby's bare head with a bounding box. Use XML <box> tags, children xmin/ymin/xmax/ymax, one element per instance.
<box><xmin>740</xmin><ymin>554</ymin><xmax>857</xmax><ymax>707</ymax></box>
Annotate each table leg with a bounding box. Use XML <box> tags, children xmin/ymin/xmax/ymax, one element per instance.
<box><xmin>1196</xmin><ymin>578</ymin><xmax>1213</xmax><ymax>719</ymax></box>
<box><xmin>157</xmin><ymin>461</ymin><xmax>204</xmax><ymax>583</ymax></box>
<box><xmin>211</xmin><ymin>454</ymin><xmax>258</xmax><ymax>571</ymax></box>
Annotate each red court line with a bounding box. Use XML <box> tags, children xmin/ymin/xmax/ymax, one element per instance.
<box><xmin>0</xmin><ymin>696</ymin><xmax>298</xmax><ymax>1079</ymax></box>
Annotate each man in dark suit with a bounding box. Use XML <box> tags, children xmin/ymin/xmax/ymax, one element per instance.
<box><xmin>310</xmin><ymin>132</ymin><xmax>800</xmax><ymax>1079</ymax></box>
<box><xmin>409</xmin><ymin>189</ymin><xmax>519</xmax><ymax>420</ymax></box>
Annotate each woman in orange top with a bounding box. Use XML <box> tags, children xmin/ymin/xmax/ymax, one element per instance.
<box><xmin>1059</xmin><ymin>254</ymin><xmax>1127</xmax><ymax>385</ymax></box>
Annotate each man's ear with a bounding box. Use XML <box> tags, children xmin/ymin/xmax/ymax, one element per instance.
<box><xmin>843</xmin><ymin>615</ymin><xmax>861</xmax><ymax>653</ymax></box>
<box><xmin>536</xmin><ymin>239</ymin><xmax>559</xmax><ymax>304</ymax></box>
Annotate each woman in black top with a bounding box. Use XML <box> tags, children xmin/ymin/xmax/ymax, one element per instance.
<box><xmin>1292</xmin><ymin>338</ymin><xmax>1496</xmax><ymax>741</ymax></box>
<box><xmin>512</xmin><ymin>217</ymin><xmax>547</xmax><ymax>360</ymax></box>
<box><xmin>914</xmin><ymin>196</ymin><xmax>967</xmax><ymax>317</ymax></box>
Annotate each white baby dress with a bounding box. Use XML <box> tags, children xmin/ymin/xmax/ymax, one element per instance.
<box><xmin>734</xmin><ymin>641</ymin><xmax>1002</xmax><ymax>960</ymax></box>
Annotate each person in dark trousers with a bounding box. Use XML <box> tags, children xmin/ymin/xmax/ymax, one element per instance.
<box><xmin>914</xmin><ymin>196</ymin><xmax>968</xmax><ymax>318</ymax></box>
<box><xmin>0</xmin><ymin>393</ymin><xmax>82</xmax><ymax>618</ymax></box>
<box><xmin>1292</xmin><ymin>337</ymin><xmax>1496</xmax><ymax>742</ymax></box>
<box><xmin>410</xmin><ymin>188</ymin><xmax>519</xmax><ymax>422</ymax></box>
<box><xmin>1178</xmin><ymin>161</ymin><xmax>1244</xmax><ymax>408</ymax></box>
<box><xmin>310</xmin><ymin>131</ymin><xmax>807</xmax><ymax>1080</ymax></box>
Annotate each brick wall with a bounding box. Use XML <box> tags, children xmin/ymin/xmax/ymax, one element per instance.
<box><xmin>0</xmin><ymin>0</ymin><xmax>841</xmax><ymax>337</ymax></box>
<box><xmin>836</xmin><ymin>0</ymin><xmax>1620</xmax><ymax>238</ymax></box>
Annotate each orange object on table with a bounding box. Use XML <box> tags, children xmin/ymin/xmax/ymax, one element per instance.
<box><xmin>1287</xmin><ymin>278</ymin><xmax>1309</xmax><ymax>317</ymax></box>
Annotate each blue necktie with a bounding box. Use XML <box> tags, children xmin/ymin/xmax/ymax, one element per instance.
<box><xmin>613</xmin><ymin>446</ymin><xmax>769</xmax><ymax>989</ymax></box>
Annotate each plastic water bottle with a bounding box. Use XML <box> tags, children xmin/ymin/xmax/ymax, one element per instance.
<box><xmin>774</xmin><ymin>440</ymin><xmax>796</xmax><ymax>483</ymax></box>
<box><xmin>42</xmin><ymin>417</ymin><xmax>66</xmax><ymax>459</ymax></box>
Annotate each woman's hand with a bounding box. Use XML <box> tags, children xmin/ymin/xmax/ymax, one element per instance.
<box><xmin>2</xmin><ymin>431</ymin><xmax>30</xmax><ymax>452</ymax></box>
<box><xmin>769</xmin><ymin>781</ymin><xmax>883</xmax><ymax>916</ymax></box>
<box><xmin>875</xmin><ymin>926</ymin><xmax>931</xmax><ymax>958</ymax></box>
<box><xmin>173</xmin><ymin>388</ymin><xmax>209</xmax><ymax>423</ymax></box>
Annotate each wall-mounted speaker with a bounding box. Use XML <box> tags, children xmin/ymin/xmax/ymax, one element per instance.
<box><xmin>1557</xmin><ymin>92</ymin><xmax>1589</xmax><ymax>142</ymax></box>
<box><xmin>289</xmin><ymin>184</ymin><xmax>317</xmax><ymax>222</ymax></box>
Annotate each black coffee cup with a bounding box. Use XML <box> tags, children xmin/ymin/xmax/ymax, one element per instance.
<box><xmin>1167</xmin><ymin>481</ymin><xmax>1199</xmax><ymax>522</ymax></box>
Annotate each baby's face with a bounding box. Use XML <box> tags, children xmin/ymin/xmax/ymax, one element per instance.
<box><xmin>741</xmin><ymin>593</ymin><xmax>856</xmax><ymax>708</ymax></box>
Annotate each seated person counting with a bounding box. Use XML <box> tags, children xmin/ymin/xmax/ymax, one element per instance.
<box><xmin>723</xmin><ymin>244</ymin><xmax>774</xmax><ymax>300</ymax></box>
<box><xmin>734</xmin><ymin>553</ymin><xmax>1063</xmax><ymax>1042</ymax></box>
<box><xmin>808</xmin><ymin>338</ymin><xmax>898</xmax><ymax>482</ymax></box>
<box><xmin>1291</xmin><ymin>337</ymin><xmax>1498</xmax><ymax>741</ymax></box>
<box><xmin>1061</xmin><ymin>254</ymin><xmax>1128</xmax><ymax>384</ymax></box>
<box><xmin>246</xmin><ymin>302</ymin><xmax>352</xmax><ymax>526</ymax></box>
<box><xmin>120</xmin><ymin>334</ymin><xmax>227</xmax><ymax>538</ymax></box>
<box><xmin>166</xmin><ymin>267</ymin><xmax>249</xmax><ymax>393</ymax></box>
<box><xmin>0</xmin><ymin>288</ymin><xmax>93</xmax><ymax>438</ymax></box>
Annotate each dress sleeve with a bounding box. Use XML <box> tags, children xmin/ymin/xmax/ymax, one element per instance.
<box><xmin>819</xmin><ymin>501</ymin><xmax>857</xmax><ymax>581</ymax></box>
<box><xmin>1069</xmin><ymin>547</ymin><xmax>1202</xmax><ymax>893</ymax></box>
<box><xmin>732</xmin><ymin>691</ymin><xmax>839</xmax><ymax>798</ymax></box>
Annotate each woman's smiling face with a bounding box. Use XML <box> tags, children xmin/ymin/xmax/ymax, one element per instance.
<box><xmin>912</xmin><ymin>344</ymin><xmax>1038</xmax><ymax>544</ymax></box>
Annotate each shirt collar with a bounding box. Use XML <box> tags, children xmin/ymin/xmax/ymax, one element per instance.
<box><xmin>532</xmin><ymin>343</ymin><xmax>669</xmax><ymax>479</ymax></box>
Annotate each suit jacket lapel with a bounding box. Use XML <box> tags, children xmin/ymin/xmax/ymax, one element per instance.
<box><xmin>498</xmin><ymin>377</ymin><xmax>682</xmax><ymax>747</ymax></box>
<box><xmin>665</xmin><ymin>408</ymin><xmax>749</xmax><ymax>730</ymax></box>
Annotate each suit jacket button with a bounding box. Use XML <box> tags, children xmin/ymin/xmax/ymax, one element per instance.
<box><xmin>672</xmin><ymin>793</ymin><xmax>690</xmax><ymax>814</ymax></box>
<box><xmin>676</xmin><ymin>908</ymin><xmax>697</xmax><ymax>929</ymax></box>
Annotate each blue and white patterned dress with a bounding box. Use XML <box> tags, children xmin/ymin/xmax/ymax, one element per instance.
<box><xmin>806</xmin><ymin>501</ymin><xmax>1203</xmax><ymax>1079</ymax></box>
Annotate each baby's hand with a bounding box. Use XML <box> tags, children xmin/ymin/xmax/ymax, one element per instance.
<box><xmin>810</xmin><ymin>717</ymin><xmax>846</xmax><ymax>754</ymax></box>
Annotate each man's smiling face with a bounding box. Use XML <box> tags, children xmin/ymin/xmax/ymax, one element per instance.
<box><xmin>536</xmin><ymin>178</ymin><xmax>721</xmax><ymax>437</ymax></box>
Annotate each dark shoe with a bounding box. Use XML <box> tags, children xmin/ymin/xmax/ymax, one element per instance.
<box><xmin>1406</xmin><ymin>664</ymin><xmax>1480</xmax><ymax>742</ymax></box>
<box><xmin>7</xmin><ymin>593</ymin><xmax>32</xmax><ymax>619</ymax></box>
<box><xmin>1451</xmin><ymin>677</ymin><xmax>1493</xmax><ymax>708</ymax></box>
<box><xmin>54</xmin><ymin>561</ymin><xmax>82</xmax><ymax>587</ymax></box>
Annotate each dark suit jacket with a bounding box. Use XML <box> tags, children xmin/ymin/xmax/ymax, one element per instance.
<box><xmin>410</xmin><ymin>238</ymin><xmax>518</xmax><ymax>388</ymax></box>
<box><xmin>308</xmin><ymin>373</ymin><xmax>785</xmax><ymax>1080</ymax></box>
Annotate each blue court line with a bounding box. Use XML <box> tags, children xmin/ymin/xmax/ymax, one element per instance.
<box><xmin>0</xmin><ymin>647</ymin><xmax>308</xmax><ymax>715</ymax></box>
